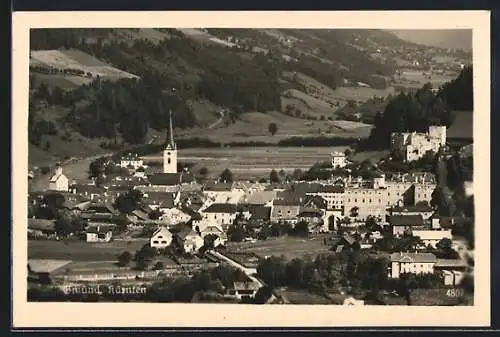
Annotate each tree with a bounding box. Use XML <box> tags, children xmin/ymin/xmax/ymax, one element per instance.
<box><xmin>153</xmin><ymin>261</ymin><xmax>164</xmax><ymax>270</ymax></box>
<box><xmin>268</xmin><ymin>122</ymin><xmax>278</xmax><ymax>136</ymax></box>
<box><xmin>199</xmin><ymin>167</ymin><xmax>208</xmax><ymax>177</ymax></box>
<box><xmin>227</xmin><ymin>223</ymin><xmax>245</xmax><ymax>242</ymax></box>
<box><xmin>219</xmin><ymin>168</ymin><xmax>233</xmax><ymax>183</ymax></box>
<box><xmin>114</xmin><ymin>189</ymin><xmax>143</xmax><ymax>214</ymax></box>
<box><xmin>117</xmin><ymin>251</ymin><xmax>132</xmax><ymax>267</ymax></box>
<box><xmin>291</xmin><ymin>221</ymin><xmax>309</xmax><ymax>237</ymax></box>
<box><xmin>269</xmin><ymin>169</ymin><xmax>280</xmax><ymax>183</ymax></box>
<box><xmin>292</xmin><ymin>168</ymin><xmax>303</xmax><ymax>181</ymax></box>
<box><xmin>253</xmin><ymin>286</ymin><xmax>273</xmax><ymax>304</ymax></box>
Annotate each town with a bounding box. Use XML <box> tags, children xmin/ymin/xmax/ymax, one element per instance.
<box><xmin>25</xmin><ymin>27</ymin><xmax>474</xmax><ymax>306</ymax></box>
<box><xmin>27</xmin><ymin>107</ymin><xmax>474</xmax><ymax>305</ymax></box>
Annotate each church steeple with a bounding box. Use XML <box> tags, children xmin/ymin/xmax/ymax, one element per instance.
<box><xmin>166</xmin><ymin>109</ymin><xmax>176</xmax><ymax>149</ymax></box>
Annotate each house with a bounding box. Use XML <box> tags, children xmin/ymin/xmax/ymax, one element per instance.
<box><xmin>142</xmin><ymin>191</ymin><xmax>178</xmax><ymax>211</ymax></box>
<box><xmin>332</xmin><ymin>233</ymin><xmax>359</xmax><ymax>252</ymax></box>
<box><xmin>331</xmin><ymin>151</ymin><xmax>348</xmax><ymax>169</ymax></box>
<box><xmin>389</xmin><ymin>214</ymin><xmax>425</xmax><ymax>236</ymax></box>
<box><xmin>69</xmin><ymin>183</ymin><xmax>104</xmax><ymax>201</ymax></box>
<box><xmin>200</xmin><ymin>203</ymin><xmax>239</xmax><ymax>230</ymax></box>
<box><xmin>159</xmin><ymin>208</ymin><xmax>192</xmax><ymax>226</ymax></box>
<box><xmin>343</xmin><ymin>296</ymin><xmax>365</xmax><ymax>306</ymax></box>
<box><xmin>203</xmin><ymin>182</ymin><xmax>245</xmax><ymax>204</ymax></box>
<box><xmin>297</xmin><ymin>208</ymin><xmax>326</xmax><ymax>233</ymax></box>
<box><xmin>242</xmin><ymin>190</ymin><xmax>276</xmax><ymax>205</ymax></box>
<box><xmin>247</xmin><ymin>205</ymin><xmax>272</xmax><ymax>223</ymax></box>
<box><xmin>200</xmin><ymin>225</ymin><xmax>227</xmax><ymax>247</ymax></box>
<box><xmin>176</xmin><ymin>227</ymin><xmax>204</xmax><ymax>253</ymax></box>
<box><xmin>270</xmin><ymin>191</ymin><xmax>302</xmax><ymax>224</ymax></box>
<box><xmin>390</xmin><ymin>204</ymin><xmax>434</xmax><ymax>220</ymax></box>
<box><xmin>434</xmin><ymin>259</ymin><xmax>468</xmax><ymax>286</ymax></box>
<box><xmin>389</xmin><ymin>252</ymin><xmax>437</xmax><ymax>279</ymax></box>
<box><xmin>226</xmin><ymin>281</ymin><xmax>261</xmax><ymax>300</ymax></box>
<box><xmin>150</xmin><ymin>226</ymin><xmax>173</xmax><ymax>248</ymax></box>
<box><xmin>411</xmin><ymin>229</ymin><xmax>453</xmax><ymax>248</ymax></box>
<box><xmin>48</xmin><ymin>166</ymin><xmax>69</xmax><ymax>192</ymax></box>
<box><xmin>85</xmin><ymin>225</ymin><xmax>113</xmax><ymax>242</ymax></box>
<box><xmin>119</xmin><ymin>153</ymin><xmax>144</xmax><ymax>170</ymax></box>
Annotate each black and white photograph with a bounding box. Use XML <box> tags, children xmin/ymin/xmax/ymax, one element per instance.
<box><xmin>12</xmin><ymin>10</ymin><xmax>490</xmax><ymax>328</ymax></box>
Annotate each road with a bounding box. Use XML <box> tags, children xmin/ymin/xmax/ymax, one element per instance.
<box><xmin>206</xmin><ymin>250</ymin><xmax>280</xmax><ymax>304</ymax></box>
<box><xmin>207</xmin><ymin>110</ymin><xmax>226</xmax><ymax>129</ymax></box>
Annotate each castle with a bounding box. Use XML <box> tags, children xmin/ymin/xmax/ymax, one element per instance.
<box><xmin>163</xmin><ymin>110</ymin><xmax>177</xmax><ymax>174</ymax></box>
<box><xmin>390</xmin><ymin>125</ymin><xmax>446</xmax><ymax>162</ymax></box>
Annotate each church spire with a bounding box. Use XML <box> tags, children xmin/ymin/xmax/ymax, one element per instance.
<box><xmin>166</xmin><ymin>109</ymin><xmax>175</xmax><ymax>149</ymax></box>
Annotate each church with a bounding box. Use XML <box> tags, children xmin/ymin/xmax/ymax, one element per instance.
<box><xmin>141</xmin><ymin>110</ymin><xmax>195</xmax><ymax>191</ymax></box>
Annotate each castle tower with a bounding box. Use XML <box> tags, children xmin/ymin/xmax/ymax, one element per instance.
<box><xmin>428</xmin><ymin>125</ymin><xmax>447</xmax><ymax>146</ymax></box>
<box><xmin>163</xmin><ymin>110</ymin><xmax>177</xmax><ymax>174</ymax></box>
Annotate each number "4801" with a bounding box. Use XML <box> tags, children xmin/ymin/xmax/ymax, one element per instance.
<box><xmin>446</xmin><ymin>288</ymin><xmax>465</xmax><ymax>298</ymax></box>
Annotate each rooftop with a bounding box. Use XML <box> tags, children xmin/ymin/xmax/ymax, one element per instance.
<box><xmin>389</xmin><ymin>214</ymin><xmax>424</xmax><ymax>226</ymax></box>
<box><xmin>390</xmin><ymin>252</ymin><xmax>437</xmax><ymax>263</ymax></box>
<box><xmin>391</xmin><ymin>204</ymin><xmax>434</xmax><ymax>213</ymax></box>
<box><xmin>203</xmin><ymin>203</ymin><xmax>238</xmax><ymax>214</ymax></box>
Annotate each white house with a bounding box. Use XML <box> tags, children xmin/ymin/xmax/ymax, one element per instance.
<box><xmin>343</xmin><ymin>296</ymin><xmax>365</xmax><ymax>306</ymax></box>
<box><xmin>389</xmin><ymin>252</ymin><xmax>437</xmax><ymax>279</ymax></box>
<box><xmin>49</xmin><ymin>166</ymin><xmax>69</xmax><ymax>192</ymax></box>
<box><xmin>226</xmin><ymin>281</ymin><xmax>261</xmax><ymax>300</ymax></box>
<box><xmin>180</xmin><ymin>229</ymin><xmax>205</xmax><ymax>254</ymax></box>
<box><xmin>85</xmin><ymin>226</ymin><xmax>112</xmax><ymax>243</ymax></box>
<box><xmin>120</xmin><ymin>153</ymin><xmax>144</xmax><ymax>170</ymax></box>
<box><xmin>200</xmin><ymin>203</ymin><xmax>239</xmax><ymax>230</ymax></box>
<box><xmin>150</xmin><ymin>226</ymin><xmax>173</xmax><ymax>249</ymax></box>
<box><xmin>330</xmin><ymin>151</ymin><xmax>348</xmax><ymax>169</ymax></box>
<box><xmin>200</xmin><ymin>225</ymin><xmax>227</xmax><ymax>247</ymax></box>
<box><xmin>411</xmin><ymin>229</ymin><xmax>453</xmax><ymax>248</ymax></box>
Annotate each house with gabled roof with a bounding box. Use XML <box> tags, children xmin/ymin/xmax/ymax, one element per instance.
<box><xmin>389</xmin><ymin>252</ymin><xmax>437</xmax><ymax>279</ymax></box>
<box><xmin>200</xmin><ymin>203</ymin><xmax>240</xmax><ymax>230</ymax></box>
<box><xmin>175</xmin><ymin>228</ymin><xmax>204</xmax><ymax>254</ymax></box>
<box><xmin>48</xmin><ymin>166</ymin><xmax>69</xmax><ymax>192</ymax></box>
<box><xmin>200</xmin><ymin>225</ymin><xmax>227</xmax><ymax>247</ymax></box>
<box><xmin>390</xmin><ymin>204</ymin><xmax>434</xmax><ymax>220</ymax></box>
<box><xmin>389</xmin><ymin>214</ymin><xmax>425</xmax><ymax>236</ymax></box>
<box><xmin>85</xmin><ymin>225</ymin><xmax>113</xmax><ymax>242</ymax></box>
<box><xmin>270</xmin><ymin>191</ymin><xmax>302</xmax><ymax>224</ymax></box>
<box><xmin>150</xmin><ymin>226</ymin><xmax>173</xmax><ymax>248</ymax></box>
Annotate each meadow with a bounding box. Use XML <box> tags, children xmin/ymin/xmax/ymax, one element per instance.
<box><xmin>28</xmin><ymin>239</ymin><xmax>148</xmax><ymax>262</ymax></box>
<box><xmin>225</xmin><ymin>235</ymin><xmax>333</xmax><ymax>261</ymax></box>
<box><xmin>30</xmin><ymin>49</ymin><xmax>139</xmax><ymax>89</ymax></box>
<box><xmin>144</xmin><ymin>146</ymin><xmax>347</xmax><ymax>180</ymax></box>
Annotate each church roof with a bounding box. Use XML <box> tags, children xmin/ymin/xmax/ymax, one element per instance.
<box><xmin>147</xmin><ymin>173</ymin><xmax>181</xmax><ymax>186</ymax></box>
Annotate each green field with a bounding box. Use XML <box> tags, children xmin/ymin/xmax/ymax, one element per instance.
<box><xmin>28</xmin><ymin>239</ymin><xmax>148</xmax><ymax>261</ymax></box>
<box><xmin>225</xmin><ymin>235</ymin><xmax>332</xmax><ymax>261</ymax></box>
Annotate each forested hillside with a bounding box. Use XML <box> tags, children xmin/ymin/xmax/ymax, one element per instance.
<box><xmin>28</xmin><ymin>28</ymin><xmax>463</xmax><ymax>163</ymax></box>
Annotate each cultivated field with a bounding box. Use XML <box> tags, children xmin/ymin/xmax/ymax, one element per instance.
<box><xmin>144</xmin><ymin>146</ymin><xmax>347</xmax><ymax>180</ymax></box>
<box><xmin>28</xmin><ymin>239</ymin><xmax>148</xmax><ymax>261</ymax></box>
<box><xmin>30</xmin><ymin>49</ymin><xmax>139</xmax><ymax>89</ymax></box>
<box><xmin>225</xmin><ymin>235</ymin><xmax>333</xmax><ymax>261</ymax></box>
